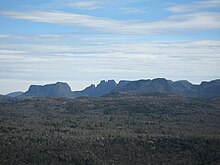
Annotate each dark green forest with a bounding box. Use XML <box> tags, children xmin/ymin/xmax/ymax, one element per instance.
<box><xmin>0</xmin><ymin>94</ymin><xmax>220</xmax><ymax>164</ymax></box>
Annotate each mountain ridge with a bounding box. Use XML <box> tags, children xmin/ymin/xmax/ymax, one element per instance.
<box><xmin>5</xmin><ymin>78</ymin><xmax>220</xmax><ymax>98</ymax></box>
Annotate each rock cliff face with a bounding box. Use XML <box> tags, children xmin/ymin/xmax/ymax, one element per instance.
<box><xmin>22</xmin><ymin>82</ymin><xmax>72</xmax><ymax>97</ymax></box>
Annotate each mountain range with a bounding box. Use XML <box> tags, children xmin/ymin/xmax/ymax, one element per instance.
<box><xmin>5</xmin><ymin>78</ymin><xmax>220</xmax><ymax>98</ymax></box>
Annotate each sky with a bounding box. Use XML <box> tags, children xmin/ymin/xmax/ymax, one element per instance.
<box><xmin>0</xmin><ymin>0</ymin><xmax>220</xmax><ymax>94</ymax></box>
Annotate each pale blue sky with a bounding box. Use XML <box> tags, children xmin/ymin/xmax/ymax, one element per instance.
<box><xmin>0</xmin><ymin>0</ymin><xmax>220</xmax><ymax>94</ymax></box>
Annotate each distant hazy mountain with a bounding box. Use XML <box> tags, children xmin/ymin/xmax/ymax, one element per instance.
<box><xmin>13</xmin><ymin>78</ymin><xmax>220</xmax><ymax>98</ymax></box>
<box><xmin>191</xmin><ymin>79</ymin><xmax>220</xmax><ymax>97</ymax></box>
<box><xmin>21</xmin><ymin>82</ymin><xmax>72</xmax><ymax>97</ymax></box>
<box><xmin>0</xmin><ymin>95</ymin><xmax>18</xmax><ymax>103</ymax></box>
<box><xmin>72</xmin><ymin>80</ymin><xmax>117</xmax><ymax>97</ymax></box>
<box><xmin>6</xmin><ymin>91</ymin><xmax>24</xmax><ymax>97</ymax></box>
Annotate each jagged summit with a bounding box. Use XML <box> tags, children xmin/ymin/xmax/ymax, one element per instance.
<box><xmin>72</xmin><ymin>80</ymin><xmax>117</xmax><ymax>97</ymax></box>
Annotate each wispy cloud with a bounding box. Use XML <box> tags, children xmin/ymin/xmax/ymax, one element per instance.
<box><xmin>120</xmin><ymin>7</ymin><xmax>145</xmax><ymax>13</ymax></box>
<box><xmin>69</xmin><ymin>1</ymin><xmax>103</xmax><ymax>10</ymax></box>
<box><xmin>0</xmin><ymin>40</ymin><xmax>219</xmax><ymax>72</ymax></box>
<box><xmin>1</xmin><ymin>40</ymin><xmax>219</xmax><ymax>59</ymax></box>
<box><xmin>167</xmin><ymin>0</ymin><xmax>220</xmax><ymax>13</ymax></box>
<box><xmin>0</xmin><ymin>10</ymin><xmax>220</xmax><ymax>34</ymax></box>
<box><xmin>0</xmin><ymin>34</ymin><xmax>132</xmax><ymax>44</ymax></box>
